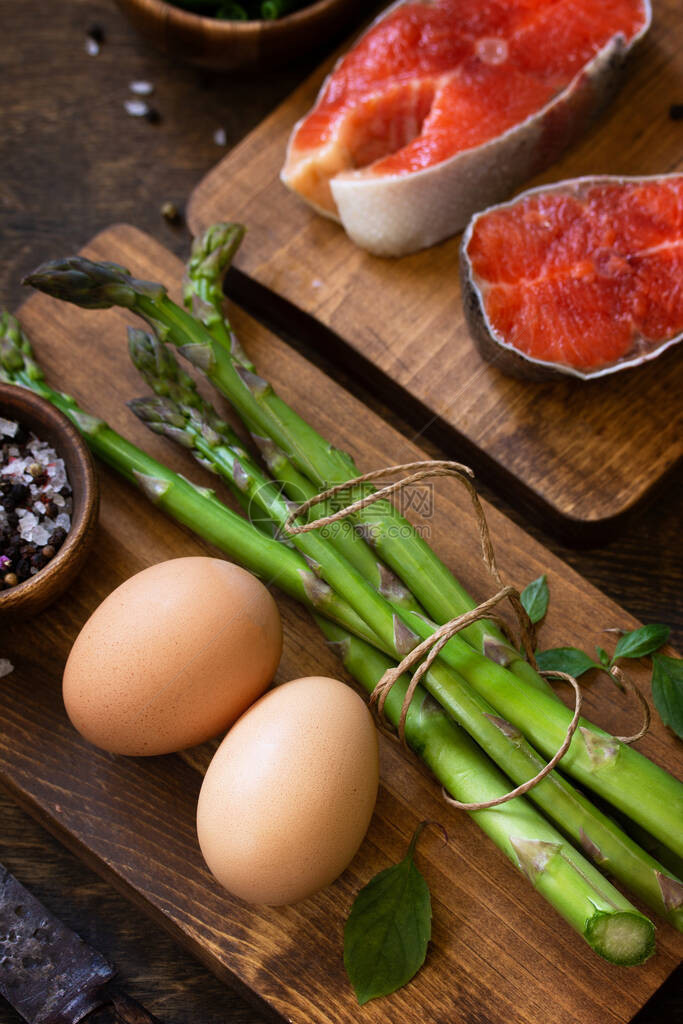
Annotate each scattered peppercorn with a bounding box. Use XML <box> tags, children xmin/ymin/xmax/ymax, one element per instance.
<box><xmin>161</xmin><ymin>201</ymin><xmax>181</xmax><ymax>224</ymax></box>
<box><xmin>145</xmin><ymin>107</ymin><xmax>162</xmax><ymax>125</ymax></box>
<box><xmin>669</xmin><ymin>103</ymin><xmax>683</xmax><ymax>121</ymax></box>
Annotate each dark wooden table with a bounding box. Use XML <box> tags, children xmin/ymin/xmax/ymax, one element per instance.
<box><xmin>1</xmin><ymin>3</ymin><xmax>680</xmax><ymax>1022</ymax></box>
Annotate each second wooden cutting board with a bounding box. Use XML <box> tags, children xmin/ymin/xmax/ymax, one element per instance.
<box><xmin>187</xmin><ymin>0</ymin><xmax>683</xmax><ymax>541</ymax></box>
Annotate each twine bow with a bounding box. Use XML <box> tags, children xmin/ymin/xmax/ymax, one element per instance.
<box><xmin>282</xmin><ymin>460</ymin><xmax>650</xmax><ymax>811</ymax></box>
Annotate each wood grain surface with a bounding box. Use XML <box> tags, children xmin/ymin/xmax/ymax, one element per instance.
<box><xmin>187</xmin><ymin>0</ymin><xmax>683</xmax><ymax>537</ymax></box>
<box><xmin>1</xmin><ymin>225</ymin><xmax>681</xmax><ymax>1024</ymax></box>
<box><xmin>0</xmin><ymin>4</ymin><xmax>681</xmax><ymax>1021</ymax></box>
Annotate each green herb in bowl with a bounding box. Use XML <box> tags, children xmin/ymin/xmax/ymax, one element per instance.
<box><xmin>172</xmin><ymin>0</ymin><xmax>311</xmax><ymax>19</ymax></box>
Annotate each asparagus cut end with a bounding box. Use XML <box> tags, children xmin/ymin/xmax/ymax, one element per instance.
<box><xmin>585</xmin><ymin>911</ymin><xmax>655</xmax><ymax>966</ymax></box>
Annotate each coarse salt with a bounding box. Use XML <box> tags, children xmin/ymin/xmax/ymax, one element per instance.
<box><xmin>125</xmin><ymin>99</ymin><xmax>150</xmax><ymax>118</ymax></box>
<box><xmin>0</xmin><ymin>418</ymin><xmax>17</xmax><ymax>438</ymax></box>
<box><xmin>56</xmin><ymin>512</ymin><xmax>71</xmax><ymax>532</ymax></box>
<box><xmin>130</xmin><ymin>80</ymin><xmax>154</xmax><ymax>95</ymax></box>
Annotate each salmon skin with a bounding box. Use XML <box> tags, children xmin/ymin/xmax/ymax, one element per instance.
<box><xmin>461</xmin><ymin>175</ymin><xmax>683</xmax><ymax>380</ymax></box>
<box><xmin>281</xmin><ymin>0</ymin><xmax>652</xmax><ymax>257</ymax></box>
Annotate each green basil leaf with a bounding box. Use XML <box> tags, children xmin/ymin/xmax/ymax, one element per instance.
<box><xmin>521</xmin><ymin>574</ymin><xmax>549</xmax><ymax>624</ymax></box>
<box><xmin>651</xmin><ymin>654</ymin><xmax>683</xmax><ymax>740</ymax></box>
<box><xmin>613</xmin><ymin>624</ymin><xmax>670</xmax><ymax>661</ymax></box>
<box><xmin>596</xmin><ymin>646</ymin><xmax>610</xmax><ymax>668</ymax></box>
<box><xmin>344</xmin><ymin>824</ymin><xmax>432</xmax><ymax>1005</ymax></box>
<box><xmin>536</xmin><ymin>647</ymin><xmax>599</xmax><ymax>678</ymax></box>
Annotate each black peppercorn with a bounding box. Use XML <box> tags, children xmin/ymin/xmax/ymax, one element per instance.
<box><xmin>51</xmin><ymin>527</ymin><xmax>67</xmax><ymax>549</ymax></box>
<box><xmin>15</xmin><ymin>557</ymin><xmax>30</xmax><ymax>580</ymax></box>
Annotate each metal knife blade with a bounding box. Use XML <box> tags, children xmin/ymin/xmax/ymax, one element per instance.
<box><xmin>0</xmin><ymin>864</ymin><xmax>162</xmax><ymax>1024</ymax></box>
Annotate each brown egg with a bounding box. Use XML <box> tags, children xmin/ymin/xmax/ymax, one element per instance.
<box><xmin>197</xmin><ymin>675</ymin><xmax>379</xmax><ymax>906</ymax></box>
<box><xmin>63</xmin><ymin>557</ymin><xmax>282</xmax><ymax>755</ymax></box>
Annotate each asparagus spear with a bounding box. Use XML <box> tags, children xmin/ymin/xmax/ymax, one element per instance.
<box><xmin>0</xmin><ymin>313</ymin><xmax>658</xmax><ymax>964</ymax></box>
<box><xmin>130</xmin><ymin>363</ymin><xmax>683</xmax><ymax>929</ymax></box>
<box><xmin>23</xmin><ymin>258</ymin><xmax>683</xmax><ymax>857</ymax></box>
<box><xmin>317</xmin><ymin>618</ymin><xmax>656</xmax><ymax>965</ymax></box>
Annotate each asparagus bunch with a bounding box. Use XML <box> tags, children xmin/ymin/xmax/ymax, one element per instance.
<box><xmin>24</xmin><ymin>252</ymin><xmax>683</xmax><ymax>862</ymax></box>
<box><xmin>184</xmin><ymin>223</ymin><xmax>547</xmax><ymax>691</ymax></box>
<box><xmin>0</xmin><ymin>312</ymin><xmax>661</xmax><ymax>964</ymax></box>
<box><xmin>127</xmin><ymin>327</ymin><xmax>683</xmax><ymax>931</ymax></box>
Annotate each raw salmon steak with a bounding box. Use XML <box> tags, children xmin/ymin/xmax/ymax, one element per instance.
<box><xmin>281</xmin><ymin>0</ymin><xmax>651</xmax><ymax>256</ymax></box>
<box><xmin>461</xmin><ymin>175</ymin><xmax>683</xmax><ymax>380</ymax></box>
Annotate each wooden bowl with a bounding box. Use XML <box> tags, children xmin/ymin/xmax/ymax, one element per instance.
<box><xmin>0</xmin><ymin>384</ymin><xmax>99</xmax><ymax>620</ymax></box>
<box><xmin>114</xmin><ymin>0</ymin><xmax>366</xmax><ymax>71</ymax></box>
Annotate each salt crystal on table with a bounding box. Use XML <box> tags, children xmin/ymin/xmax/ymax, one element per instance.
<box><xmin>213</xmin><ymin>128</ymin><xmax>227</xmax><ymax>146</ymax></box>
<box><xmin>0</xmin><ymin>659</ymin><xmax>13</xmax><ymax>679</ymax></box>
<box><xmin>125</xmin><ymin>99</ymin><xmax>150</xmax><ymax>118</ymax></box>
<box><xmin>130</xmin><ymin>80</ymin><xmax>154</xmax><ymax>95</ymax></box>
<box><xmin>0</xmin><ymin>418</ymin><xmax>17</xmax><ymax>437</ymax></box>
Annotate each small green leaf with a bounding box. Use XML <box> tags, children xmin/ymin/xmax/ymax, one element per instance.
<box><xmin>596</xmin><ymin>646</ymin><xmax>611</xmax><ymax>668</ymax></box>
<box><xmin>613</xmin><ymin>624</ymin><xmax>670</xmax><ymax>661</ymax></box>
<box><xmin>521</xmin><ymin>575</ymin><xmax>549</xmax><ymax>624</ymax></box>
<box><xmin>536</xmin><ymin>647</ymin><xmax>599</xmax><ymax>678</ymax></box>
<box><xmin>651</xmin><ymin>654</ymin><xmax>683</xmax><ymax>740</ymax></box>
<box><xmin>344</xmin><ymin>824</ymin><xmax>432</xmax><ymax>1005</ymax></box>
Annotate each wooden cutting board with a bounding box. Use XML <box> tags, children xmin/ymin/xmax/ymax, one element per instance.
<box><xmin>187</xmin><ymin>0</ymin><xmax>683</xmax><ymax>542</ymax></box>
<box><xmin>2</xmin><ymin>226</ymin><xmax>681</xmax><ymax>1024</ymax></box>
